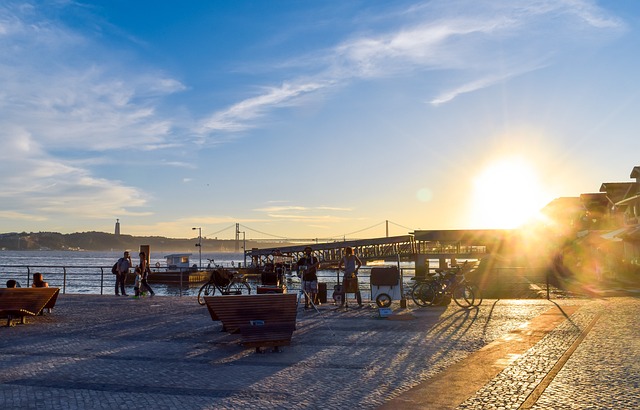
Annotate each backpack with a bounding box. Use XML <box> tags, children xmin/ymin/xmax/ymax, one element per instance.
<box><xmin>111</xmin><ymin>261</ymin><xmax>119</xmax><ymax>275</ymax></box>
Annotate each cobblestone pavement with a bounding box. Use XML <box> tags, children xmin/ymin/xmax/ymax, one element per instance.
<box><xmin>0</xmin><ymin>294</ymin><xmax>638</xmax><ymax>409</ymax></box>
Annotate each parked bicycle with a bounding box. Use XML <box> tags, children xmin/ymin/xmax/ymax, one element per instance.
<box><xmin>410</xmin><ymin>276</ymin><xmax>434</xmax><ymax>307</ymax></box>
<box><xmin>410</xmin><ymin>262</ymin><xmax>482</xmax><ymax>308</ymax></box>
<box><xmin>197</xmin><ymin>269</ymin><xmax>251</xmax><ymax>305</ymax></box>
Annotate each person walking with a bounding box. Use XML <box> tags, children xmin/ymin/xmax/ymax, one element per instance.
<box><xmin>297</xmin><ymin>246</ymin><xmax>319</xmax><ymax>309</ymax></box>
<box><xmin>115</xmin><ymin>251</ymin><xmax>132</xmax><ymax>296</ymax></box>
<box><xmin>338</xmin><ymin>247</ymin><xmax>363</xmax><ymax>307</ymax></box>
<box><xmin>138</xmin><ymin>251</ymin><xmax>155</xmax><ymax>297</ymax></box>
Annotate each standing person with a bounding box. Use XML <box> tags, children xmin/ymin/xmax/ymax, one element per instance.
<box><xmin>297</xmin><ymin>246</ymin><xmax>319</xmax><ymax>309</ymax></box>
<box><xmin>115</xmin><ymin>251</ymin><xmax>132</xmax><ymax>296</ymax></box>
<box><xmin>139</xmin><ymin>251</ymin><xmax>155</xmax><ymax>297</ymax></box>
<box><xmin>338</xmin><ymin>247</ymin><xmax>363</xmax><ymax>307</ymax></box>
<box><xmin>32</xmin><ymin>272</ymin><xmax>49</xmax><ymax>288</ymax></box>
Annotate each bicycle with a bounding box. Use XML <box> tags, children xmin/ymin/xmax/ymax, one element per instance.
<box><xmin>430</xmin><ymin>263</ymin><xmax>481</xmax><ymax>308</ymax></box>
<box><xmin>411</xmin><ymin>262</ymin><xmax>483</xmax><ymax>308</ymax></box>
<box><xmin>410</xmin><ymin>276</ymin><xmax>437</xmax><ymax>307</ymax></box>
<box><xmin>197</xmin><ymin>269</ymin><xmax>251</xmax><ymax>305</ymax></box>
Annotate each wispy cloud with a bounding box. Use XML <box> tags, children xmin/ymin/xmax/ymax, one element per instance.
<box><xmin>197</xmin><ymin>81</ymin><xmax>328</xmax><ymax>134</ymax></box>
<box><xmin>0</xmin><ymin>3</ymin><xmax>186</xmax><ymax>227</ymax></box>
<box><xmin>252</xmin><ymin>204</ymin><xmax>352</xmax><ymax>224</ymax></box>
<box><xmin>199</xmin><ymin>0</ymin><xmax>623</xmax><ymax>136</ymax></box>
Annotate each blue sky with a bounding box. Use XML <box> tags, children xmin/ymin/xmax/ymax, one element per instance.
<box><xmin>1</xmin><ymin>0</ymin><xmax>640</xmax><ymax>240</ymax></box>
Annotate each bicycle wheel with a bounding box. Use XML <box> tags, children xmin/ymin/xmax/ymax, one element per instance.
<box><xmin>227</xmin><ymin>280</ymin><xmax>251</xmax><ymax>295</ymax></box>
<box><xmin>452</xmin><ymin>283</ymin><xmax>475</xmax><ymax>308</ymax></box>
<box><xmin>197</xmin><ymin>283</ymin><xmax>215</xmax><ymax>305</ymax></box>
<box><xmin>410</xmin><ymin>283</ymin><xmax>427</xmax><ymax>307</ymax></box>
<box><xmin>431</xmin><ymin>282</ymin><xmax>446</xmax><ymax>306</ymax></box>
<box><xmin>468</xmin><ymin>283</ymin><xmax>483</xmax><ymax>307</ymax></box>
<box><xmin>411</xmin><ymin>282</ymin><xmax>436</xmax><ymax>307</ymax></box>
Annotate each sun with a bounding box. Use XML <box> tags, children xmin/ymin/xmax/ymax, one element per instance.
<box><xmin>469</xmin><ymin>158</ymin><xmax>550</xmax><ymax>229</ymax></box>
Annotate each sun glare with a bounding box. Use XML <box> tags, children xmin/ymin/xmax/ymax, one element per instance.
<box><xmin>470</xmin><ymin>158</ymin><xmax>549</xmax><ymax>229</ymax></box>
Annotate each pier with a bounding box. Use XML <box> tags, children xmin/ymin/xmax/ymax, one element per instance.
<box><xmin>246</xmin><ymin>229</ymin><xmax>509</xmax><ymax>275</ymax></box>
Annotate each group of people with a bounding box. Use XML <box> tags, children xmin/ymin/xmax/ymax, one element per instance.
<box><xmin>297</xmin><ymin>245</ymin><xmax>363</xmax><ymax>309</ymax></box>
<box><xmin>5</xmin><ymin>272</ymin><xmax>49</xmax><ymax>289</ymax></box>
<box><xmin>114</xmin><ymin>250</ymin><xmax>155</xmax><ymax>297</ymax></box>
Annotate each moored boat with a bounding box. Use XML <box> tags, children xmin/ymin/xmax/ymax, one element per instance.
<box><xmin>127</xmin><ymin>253</ymin><xmax>212</xmax><ymax>284</ymax></box>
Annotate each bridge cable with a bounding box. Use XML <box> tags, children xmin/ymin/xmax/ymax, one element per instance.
<box><xmin>238</xmin><ymin>224</ymin><xmax>289</xmax><ymax>240</ymax></box>
<box><xmin>387</xmin><ymin>220</ymin><xmax>414</xmax><ymax>232</ymax></box>
<box><xmin>205</xmin><ymin>224</ymin><xmax>236</xmax><ymax>238</ymax></box>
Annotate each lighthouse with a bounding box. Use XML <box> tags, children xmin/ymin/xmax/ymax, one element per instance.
<box><xmin>115</xmin><ymin>219</ymin><xmax>121</xmax><ymax>237</ymax></box>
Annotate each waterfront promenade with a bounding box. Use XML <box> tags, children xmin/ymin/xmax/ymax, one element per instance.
<box><xmin>1</xmin><ymin>293</ymin><xmax>638</xmax><ymax>409</ymax></box>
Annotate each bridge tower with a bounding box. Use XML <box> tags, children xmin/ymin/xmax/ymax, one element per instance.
<box><xmin>235</xmin><ymin>223</ymin><xmax>240</xmax><ymax>252</ymax></box>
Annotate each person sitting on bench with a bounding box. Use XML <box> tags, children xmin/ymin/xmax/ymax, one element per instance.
<box><xmin>6</xmin><ymin>279</ymin><xmax>20</xmax><ymax>288</ymax></box>
<box><xmin>32</xmin><ymin>273</ymin><xmax>49</xmax><ymax>288</ymax></box>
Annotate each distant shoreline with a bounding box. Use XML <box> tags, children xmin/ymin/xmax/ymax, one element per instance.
<box><xmin>0</xmin><ymin>231</ymin><xmax>297</xmax><ymax>252</ymax></box>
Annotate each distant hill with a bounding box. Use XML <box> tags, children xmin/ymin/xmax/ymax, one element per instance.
<box><xmin>0</xmin><ymin>231</ymin><xmax>295</xmax><ymax>252</ymax></box>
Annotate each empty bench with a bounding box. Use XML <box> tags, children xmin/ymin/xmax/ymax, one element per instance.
<box><xmin>204</xmin><ymin>293</ymin><xmax>297</xmax><ymax>353</ymax></box>
<box><xmin>0</xmin><ymin>288</ymin><xmax>60</xmax><ymax>327</ymax></box>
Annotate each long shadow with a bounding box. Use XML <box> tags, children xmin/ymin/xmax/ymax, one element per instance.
<box><xmin>481</xmin><ymin>298</ymin><xmax>500</xmax><ymax>341</ymax></box>
<box><xmin>547</xmin><ymin>298</ymin><xmax>580</xmax><ymax>329</ymax></box>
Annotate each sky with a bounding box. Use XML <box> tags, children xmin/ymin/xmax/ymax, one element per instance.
<box><xmin>1</xmin><ymin>0</ymin><xmax>640</xmax><ymax>241</ymax></box>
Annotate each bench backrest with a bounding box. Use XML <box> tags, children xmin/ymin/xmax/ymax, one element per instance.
<box><xmin>204</xmin><ymin>293</ymin><xmax>297</xmax><ymax>334</ymax></box>
<box><xmin>0</xmin><ymin>288</ymin><xmax>60</xmax><ymax>315</ymax></box>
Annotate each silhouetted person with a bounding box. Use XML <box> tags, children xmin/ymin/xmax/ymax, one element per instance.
<box><xmin>297</xmin><ymin>247</ymin><xmax>319</xmax><ymax>309</ymax></box>
<box><xmin>139</xmin><ymin>251</ymin><xmax>155</xmax><ymax>297</ymax></box>
<box><xmin>338</xmin><ymin>246</ymin><xmax>363</xmax><ymax>307</ymax></box>
<box><xmin>115</xmin><ymin>251</ymin><xmax>132</xmax><ymax>296</ymax></box>
<box><xmin>32</xmin><ymin>272</ymin><xmax>49</xmax><ymax>288</ymax></box>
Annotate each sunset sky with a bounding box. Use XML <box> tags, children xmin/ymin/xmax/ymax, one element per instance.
<box><xmin>1</xmin><ymin>1</ymin><xmax>639</xmax><ymax>240</ymax></box>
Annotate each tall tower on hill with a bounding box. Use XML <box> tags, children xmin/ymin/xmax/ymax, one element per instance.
<box><xmin>115</xmin><ymin>219</ymin><xmax>121</xmax><ymax>237</ymax></box>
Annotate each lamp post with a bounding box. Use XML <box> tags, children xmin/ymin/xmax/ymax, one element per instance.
<box><xmin>240</xmin><ymin>231</ymin><xmax>246</xmax><ymax>267</ymax></box>
<box><xmin>192</xmin><ymin>227</ymin><xmax>202</xmax><ymax>270</ymax></box>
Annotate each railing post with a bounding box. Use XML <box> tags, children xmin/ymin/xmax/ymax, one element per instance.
<box><xmin>546</xmin><ymin>270</ymin><xmax>550</xmax><ymax>300</ymax></box>
<box><xmin>63</xmin><ymin>267</ymin><xmax>67</xmax><ymax>294</ymax></box>
<box><xmin>100</xmin><ymin>267</ymin><xmax>104</xmax><ymax>295</ymax></box>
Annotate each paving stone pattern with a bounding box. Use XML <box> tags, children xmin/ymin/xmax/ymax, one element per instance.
<box><xmin>0</xmin><ymin>295</ymin><xmax>638</xmax><ymax>409</ymax></box>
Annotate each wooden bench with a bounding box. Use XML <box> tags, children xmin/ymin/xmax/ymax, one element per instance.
<box><xmin>204</xmin><ymin>293</ymin><xmax>297</xmax><ymax>353</ymax></box>
<box><xmin>0</xmin><ymin>288</ymin><xmax>60</xmax><ymax>327</ymax></box>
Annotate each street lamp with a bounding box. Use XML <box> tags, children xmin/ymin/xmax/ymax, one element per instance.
<box><xmin>192</xmin><ymin>227</ymin><xmax>202</xmax><ymax>270</ymax></box>
<box><xmin>241</xmin><ymin>231</ymin><xmax>246</xmax><ymax>267</ymax></box>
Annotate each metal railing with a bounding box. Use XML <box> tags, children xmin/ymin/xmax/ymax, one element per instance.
<box><xmin>1</xmin><ymin>264</ymin><xmax>562</xmax><ymax>300</ymax></box>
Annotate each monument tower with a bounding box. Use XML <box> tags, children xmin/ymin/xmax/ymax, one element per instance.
<box><xmin>115</xmin><ymin>219</ymin><xmax>120</xmax><ymax>237</ymax></box>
